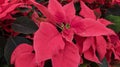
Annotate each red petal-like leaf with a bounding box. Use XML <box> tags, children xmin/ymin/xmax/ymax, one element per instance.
<box><xmin>62</xmin><ymin>29</ymin><xmax>74</xmax><ymax>42</ymax></box>
<box><xmin>63</xmin><ymin>1</ymin><xmax>75</xmax><ymax>23</ymax></box>
<box><xmin>112</xmin><ymin>48</ymin><xmax>120</xmax><ymax>60</ymax></box>
<box><xmin>84</xmin><ymin>45</ymin><xmax>100</xmax><ymax>63</ymax></box>
<box><xmin>30</xmin><ymin>0</ymin><xmax>56</xmax><ymax>23</ymax></box>
<box><xmin>71</xmin><ymin>16</ymin><xmax>85</xmax><ymax>34</ymax></box>
<box><xmin>75</xmin><ymin>35</ymin><xmax>86</xmax><ymax>54</ymax></box>
<box><xmin>0</xmin><ymin>3</ymin><xmax>23</xmax><ymax>19</ymax></box>
<box><xmin>0</xmin><ymin>0</ymin><xmax>4</xmax><ymax>4</ymax></box>
<box><xmin>11</xmin><ymin>44</ymin><xmax>39</xmax><ymax>67</ymax></box>
<box><xmin>14</xmin><ymin>53</ymin><xmax>37</xmax><ymax>67</ymax></box>
<box><xmin>97</xmin><ymin>18</ymin><xmax>113</xmax><ymax>26</ymax></box>
<box><xmin>82</xmin><ymin>37</ymin><xmax>92</xmax><ymax>52</ymax></box>
<box><xmin>96</xmin><ymin>36</ymin><xmax>107</xmax><ymax>61</ymax></box>
<box><xmin>78</xmin><ymin>18</ymin><xmax>115</xmax><ymax>36</ymax></box>
<box><xmin>11</xmin><ymin>44</ymin><xmax>33</xmax><ymax>64</ymax></box>
<box><xmin>34</xmin><ymin>22</ymin><xmax>65</xmax><ymax>63</ymax></box>
<box><xmin>48</xmin><ymin>0</ymin><xmax>65</xmax><ymax>23</ymax></box>
<box><xmin>80</xmin><ymin>1</ymin><xmax>96</xmax><ymax>19</ymax></box>
<box><xmin>115</xmin><ymin>41</ymin><xmax>120</xmax><ymax>57</ymax></box>
<box><xmin>105</xmin><ymin>49</ymin><xmax>112</xmax><ymax>63</ymax></box>
<box><xmin>52</xmin><ymin>41</ymin><xmax>80</xmax><ymax>67</ymax></box>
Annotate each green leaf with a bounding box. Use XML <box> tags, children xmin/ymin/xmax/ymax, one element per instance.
<box><xmin>106</xmin><ymin>15</ymin><xmax>120</xmax><ymax>33</ymax></box>
<box><xmin>4</xmin><ymin>36</ymin><xmax>31</xmax><ymax>64</ymax></box>
<box><xmin>99</xmin><ymin>58</ymin><xmax>108</xmax><ymax>67</ymax></box>
<box><xmin>12</xmin><ymin>16</ymin><xmax>38</xmax><ymax>34</ymax></box>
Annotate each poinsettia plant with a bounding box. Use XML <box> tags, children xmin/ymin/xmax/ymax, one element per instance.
<box><xmin>0</xmin><ymin>0</ymin><xmax>120</xmax><ymax>67</ymax></box>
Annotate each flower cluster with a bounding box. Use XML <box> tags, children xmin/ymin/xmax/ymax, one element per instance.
<box><xmin>0</xmin><ymin>0</ymin><xmax>120</xmax><ymax>67</ymax></box>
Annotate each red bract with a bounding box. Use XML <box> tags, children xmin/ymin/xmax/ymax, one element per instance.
<box><xmin>114</xmin><ymin>0</ymin><xmax>120</xmax><ymax>4</ymax></box>
<box><xmin>79</xmin><ymin>1</ymin><xmax>115</xmax><ymax>36</ymax></box>
<box><xmin>34</xmin><ymin>22</ymin><xmax>80</xmax><ymax>67</ymax></box>
<box><xmin>80</xmin><ymin>1</ymin><xmax>96</xmax><ymax>19</ymax></box>
<box><xmin>0</xmin><ymin>0</ymin><xmax>4</xmax><ymax>4</ymax></box>
<box><xmin>31</xmin><ymin>0</ymin><xmax>85</xmax><ymax>42</ymax></box>
<box><xmin>74</xmin><ymin>1</ymin><xmax>118</xmax><ymax>63</ymax></box>
<box><xmin>34</xmin><ymin>22</ymin><xmax>65</xmax><ymax>63</ymax></box>
<box><xmin>0</xmin><ymin>0</ymin><xmax>23</xmax><ymax>19</ymax></box>
<box><xmin>11</xmin><ymin>44</ymin><xmax>44</xmax><ymax>67</ymax></box>
<box><xmin>82</xmin><ymin>37</ymin><xmax>101</xmax><ymax>63</ymax></box>
<box><xmin>106</xmin><ymin>35</ymin><xmax>120</xmax><ymax>63</ymax></box>
<box><xmin>116</xmin><ymin>0</ymin><xmax>120</xmax><ymax>3</ymax></box>
<box><xmin>52</xmin><ymin>40</ymin><xmax>80</xmax><ymax>67</ymax></box>
<box><xmin>95</xmin><ymin>36</ymin><xmax>107</xmax><ymax>61</ymax></box>
<box><xmin>76</xmin><ymin>36</ymin><xmax>107</xmax><ymax>63</ymax></box>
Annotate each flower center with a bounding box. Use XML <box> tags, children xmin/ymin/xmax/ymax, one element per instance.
<box><xmin>60</xmin><ymin>23</ymin><xmax>70</xmax><ymax>30</ymax></box>
<box><xmin>56</xmin><ymin>23</ymin><xmax>70</xmax><ymax>32</ymax></box>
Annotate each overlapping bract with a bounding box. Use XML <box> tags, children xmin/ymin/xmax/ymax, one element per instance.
<box><xmin>8</xmin><ymin>0</ymin><xmax>120</xmax><ymax>67</ymax></box>
<box><xmin>0</xmin><ymin>0</ymin><xmax>24</xmax><ymax>19</ymax></box>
